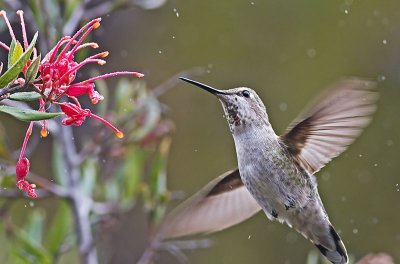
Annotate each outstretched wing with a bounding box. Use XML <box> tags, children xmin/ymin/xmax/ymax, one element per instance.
<box><xmin>157</xmin><ymin>169</ymin><xmax>261</xmax><ymax>240</ymax></box>
<box><xmin>280</xmin><ymin>79</ymin><xmax>378</xmax><ymax>174</ymax></box>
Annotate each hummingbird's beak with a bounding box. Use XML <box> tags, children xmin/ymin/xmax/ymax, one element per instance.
<box><xmin>179</xmin><ymin>77</ymin><xmax>226</xmax><ymax>95</ymax></box>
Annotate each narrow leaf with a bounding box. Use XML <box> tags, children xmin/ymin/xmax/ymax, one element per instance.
<box><xmin>7</xmin><ymin>39</ymin><xmax>16</xmax><ymax>69</ymax></box>
<box><xmin>46</xmin><ymin>202</ymin><xmax>71</xmax><ymax>256</ymax></box>
<box><xmin>0</xmin><ymin>105</ymin><xmax>62</xmax><ymax>122</ymax></box>
<box><xmin>9</xmin><ymin>92</ymin><xmax>42</xmax><ymax>102</ymax></box>
<box><xmin>0</xmin><ymin>32</ymin><xmax>38</xmax><ymax>89</ymax></box>
<box><xmin>11</xmin><ymin>41</ymin><xmax>24</xmax><ymax>66</ymax></box>
<box><xmin>25</xmin><ymin>54</ymin><xmax>41</xmax><ymax>84</ymax></box>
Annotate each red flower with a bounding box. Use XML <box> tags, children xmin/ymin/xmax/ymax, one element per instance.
<box><xmin>0</xmin><ymin>11</ymin><xmax>143</xmax><ymax>197</ymax></box>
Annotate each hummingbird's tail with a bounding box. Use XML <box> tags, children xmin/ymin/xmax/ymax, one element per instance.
<box><xmin>313</xmin><ymin>224</ymin><xmax>348</xmax><ymax>264</ymax></box>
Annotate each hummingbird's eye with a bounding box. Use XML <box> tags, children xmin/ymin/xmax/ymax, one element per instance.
<box><xmin>241</xmin><ymin>90</ymin><xmax>251</xmax><ymax>98</ymax></box>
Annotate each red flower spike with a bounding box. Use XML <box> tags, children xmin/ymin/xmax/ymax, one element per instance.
<box><xmin>2</xmin><ymin>11</ymin><xmax>142</xmax><ymax>198</ymax></box>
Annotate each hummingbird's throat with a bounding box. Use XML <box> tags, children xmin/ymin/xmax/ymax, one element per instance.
<box><xmin>222</xmin><ymin>102</ymin><xmax>243</xmax><ymax>129</ymax></box>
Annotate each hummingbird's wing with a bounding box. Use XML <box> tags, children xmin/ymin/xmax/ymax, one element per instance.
<box><xmin>156</xmin><ymin>169</ymin><xmax>261</xmax><ymax>240</ymax></box>
<box><xmin>280</xmin><ymin>79</ymin><xmax>378</xmax><ymax>174</ymax></box>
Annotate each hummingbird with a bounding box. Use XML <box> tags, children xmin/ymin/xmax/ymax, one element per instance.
<box><xmin>157</xmin><ymin>78</ymin><xmax>378</xmax><ymax>264</ymax></box>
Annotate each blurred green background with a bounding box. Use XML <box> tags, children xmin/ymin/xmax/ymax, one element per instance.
<box><xmin>2</xmin><ymin>0</ymin><xmax>400</xmax><ymax>263</ymax></box>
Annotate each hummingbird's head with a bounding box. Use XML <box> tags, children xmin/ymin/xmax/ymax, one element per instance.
<box><xmin>180</xmin><ymin>77</ymin><xmax>269</xmax><ymax>133</ymax></box>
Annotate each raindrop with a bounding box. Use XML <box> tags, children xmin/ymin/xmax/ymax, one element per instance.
<box><xmin>173</xmin><ymin>8</ymin><xmax>180</xmax><ymax>18</ymax></box>
<box><xmin>307</xmin><ymin>48</ymin><xmax>316</xmax><ymax>58</ymax></box>
<box><xmin>321</xmin><ymin>172</ymin><xmax>331</xmax><ymax>181</ymax></box>
<box><xmin>286</xmin><ymin>232</ymin><xmax>298</xmax><ymax>244</ymax></box>
<box><xmin>382</xmin><ymin>39</ymin><xmax>388</xmax><ymax>45</ymax></box>
<box><xmin>158</xmin><ymin>50</ymin><xmax>162</xmax><ymax>54</ymax></box>
<box><xmin>359</xmin><ymin>154</ymin><xmax>363</xmax><ymax>158</ymax></box>
<box><xmin>377</xmin><ymin>75</ymin><xmax>386</xmax><ymax>82</ymax></box>
<box><xmin>381</xmin><ymin>17</ymin><xmax>389</xmax><ymax>25</ymax></box>
<box><xmin>341</xmin><ymin>196</ymin><xmax>347</xmax><ymax>202</ymax></box>
<box><xmin>372</xmin><ymin>217</ymin><xmax>379</xmax><ymax>224</ymax></box>
<box><xmin>172</xmin><ymin>35</ymin><xmax>176</xmax><ymax>39</ymax></box>
<box><xmin>250</xmin><ymin>1</ymin><xmax>255</xmax><ymax>5</ymax></box>
<box><xmin>120</xmin><ymin>49</ymin><xmax>128</xmax><ymax>57</ymax></box>
<box><xmin>248</xmin><ymin>235</ymin><xmax>252</xmax><ymax>239</ymax></box>
<box><xmin>29</xmin><ymin>201</ymin><xmax>34</xmax><ymax>207</ymax></box>
<box><xmin>344</xmin><ymin>9</ymin><xmax>349</xmax><ymax>14</ymax></box>
<box><xmin>386</xmin><ymin>139</ymin><xmax>393</xmax><ymax>146</ymax></box>
<box><xmin>279</xmin><ymin>102</ymin><xmax>287</xmax><ymax>111</ymax></box>
<box><xmin>373</xmin><ymin>9</ymin><xmax>381</xmax><ymax>17</ymax></box>
<box><xmin>374</xmin><ymin>163</ymin><xmax>378</xmax><ymax>167</ymax></box>
<box><xmin>352</xmin><ymin>228</ymin><xmax>358</xmax><ymax>234</ymax></box>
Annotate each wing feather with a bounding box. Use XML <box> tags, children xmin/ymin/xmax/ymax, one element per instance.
<box><xmin>157</xmin><ymin>169</ymin><xmax>261</xmax><ymax>240</ymax></box>
<box><xmin>280</xmin><ymin>79</ymin><xmax>378</xmax><ymax>174</ymax></box>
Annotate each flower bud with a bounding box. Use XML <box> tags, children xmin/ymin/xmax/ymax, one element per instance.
<box><xmin>16</xmin><ymin>157</ymin><xmax>30</xmax><ymax>181</ymax></box>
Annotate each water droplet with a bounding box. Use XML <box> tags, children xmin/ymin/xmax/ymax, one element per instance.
<box><xmin>158</xmin><ymin>50</ymin><xmax>162</xmax><ymax>54</ymax></box>
<box><xmin>382</xmin><ymin>39</ymin><xmax>388</xmax><ymax>45</ymax></box>
<box><xmin>381</xmin><ymin>17</ymin><xmax>389</xmax><ymax>25</ymax></box>
<box><xmin>374</xmin><ymin>163</ymin><xmax>378</xmax><ymax>167</ymax></box>
<box><xmin>29</xmin><ymin>201</ymin><xmax>34</xmax><ymax>207</ymax></box>
<box><xmin>344</xmin><ymin>9</ymin><xmax>349</xmax><ymax>14</ymax></box>
<box><xmin>386</xmin><ymin>139</ymin><xmax>393</xmax><ymax>146</ymax></box>
<box><xmin>372</xmin><ymin>217</ymin><xmax>379</xmax><ymax>224</ymax></box>
<box><xmin>173</xmin><ymin>8</ymin><xmax>180</xmax><ymax>18</ymax></box>
<box><xmin>322</xmin><ymin>172</ymin><xmax>331</xmax><ymax>181</ymax></box>
<box><xmin>377</xmin><ymin>75</ymin><xmax>386</xmax><ymax>82</ymax></box>
<box><xmin>286</xmin><ymin>232</ymin><xmax>298</xmax><ymax>243</ymax></box>
<box><xmin>172</xmin><ymin>35</ymin><xmax>176</xmax><ymax>39</ymax></box>
<box><xmin>359</xmin><ymin>154</ymin><xmax>363</xmax><ymax>158</ymax></box>
<box><xmin>279</xmin><ymin>102</ymin><xmax>287</xmax><ymax>111</ymax></box>
<box><xmin>248</xmin><ymin>235</ymin><xmax>252</xmax><ymax>239</ymax></box>
<box><xmin>250</xmin><ymin>1</ymin><xmax>255</xmax><ymax>5</ymax></box>
<box><xmin>373</xmin><ymin>9</ymin><xmax>381</xmax><ymax>17</ymax></box>
<box><xmin>120</xmin><ymin>49</ymin><xmax>128</xmax><ymax>57</ymax></box>
<box><xmin>307</xmin><ymin>48</ymin><xmax>316</xmax><ymax>58</ymax></box>
<box><xmin>352</xmin><ymin>228</ymin><xmax>358</xmax><ymax>234</ymax></box>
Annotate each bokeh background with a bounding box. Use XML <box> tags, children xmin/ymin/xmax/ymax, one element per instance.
<box><xmin>1</xmin><ymin>0</ymin><xmax>400</xmax><ymax>263</ymax></box>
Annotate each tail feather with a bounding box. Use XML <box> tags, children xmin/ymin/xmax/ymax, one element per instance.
<box><xmin>314</xmin><ymin>225</ymin><xmax>348</xmax><ymax>264</ymax></box>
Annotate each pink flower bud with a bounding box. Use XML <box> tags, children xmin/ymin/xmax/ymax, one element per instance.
<box><xmin>16</xmin><ymin>157</ymin><xmax>30</xmax><ymax>181</ymax></box>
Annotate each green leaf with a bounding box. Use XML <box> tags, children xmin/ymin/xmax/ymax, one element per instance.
<box><xmin>0</xmin><ymin>105</ymin><xmax>62</xmax><ymax>122</ymax></box>
<box><xmin>81</xmin><ymin>158</ymin><xmax>97</xmax><ymax>196</ymax></box>
<box><xmin>12</xmin><ymin>227</ymin><xmax>52</xmax><ymax>264</ymax></box>
<box><xmin>0</xmin><ymin>32</ymin><xmax>38</xmax><ymax>89</ymax></box>
<box><xmin>46</xmin><ymin>202</ymin><xmax>71</xmax><ymax>256</ymax></box>
<box><xmin>7</xmin><ymin>39</ymin><xmax>16</xmax><ymax>69</ymax></box>
<box><xmin>52</xmin><ymin>143</ymin><xmax>68</xmax><ymax>186</ymax></box>
<box><xmin>11</xmin><ymin>41</ymin><xmax>24</xmax><ymax>66</ymax></box>
<box><xmin>25</xmin><ymin>54</ymin><xmax>41</xmax><ymax>84</ymax></box>
<box><xmin>26</xmin><ymin>211</ymin><xmax>44</xmax><ymax>244</ymax></box>
<box><xmin>9</xmin><ymin>92</ymin><xmax>42</xmax><ymax>102</ymax></box>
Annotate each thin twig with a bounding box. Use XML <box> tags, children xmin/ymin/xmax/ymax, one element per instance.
<box><xmin>56</xmin><ymin>124</ymin><xmax>98</xmax><ymax>264</ymax></box>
